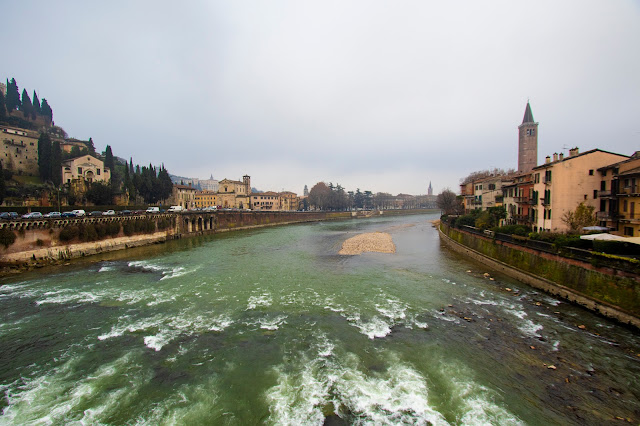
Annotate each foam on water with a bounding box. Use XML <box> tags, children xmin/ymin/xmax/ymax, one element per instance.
<box><xmin>1</xmin><ymin>352</ymin><xmax>145</xmax><ymax>425</ymax></box>
<box><xmin>246</xmin><ymin>292</ymin><xmax>273</xmax><ymax>310</ymax></box>
<box><xmin>266</xmin><ymin>350</ymin><xmax>450</xmax><ymax>425</ymax></box>
<box><xmin>505</xmin><ymin>309</ymin><xmax>544</xmax><ymax>338</ymax></box>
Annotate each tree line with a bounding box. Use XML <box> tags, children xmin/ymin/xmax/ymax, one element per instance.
<box><xmin>0</xmin><ymin>78</ymin><xmax>53</xmax><ymax>124</ymax></box>
<box><xmin>307</xmin><ymin>182</ymin><xmax>434</xmax><ymax>211</ymax></box>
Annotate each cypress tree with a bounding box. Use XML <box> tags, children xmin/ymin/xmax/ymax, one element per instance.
<box><xmin>37</xmin><ymin>132</ymin><xmax>52</xmax><ymax>181</ymax></box>
<box><xmin>33</xmin><ymin>91</ymin><xmax>41</xmax><ymax>114</ymax></box>
<box><xmin>104</xmin><ymin>145</ymin><xmax>115</xmax><ymax>171</ymax></box>
<box><xmin>129</xmin><ymin>158</ymin><xmax>134</xmax><ymax>175</ymax></box>
<box><xmin>21</xmin><ymin>89</ymin><xmax>33</xmax><ymax>118</ymax></box>
<box><xmin>5</xmin><ymin>78</ymin><xmax>20</xmax><ymax>112</ymax></box>
<box><xmin>0</xmin><ymin>90</ymin><xmax>6</xmax><ymax>119</ymax></box>
<box><xmin>50</xmin><ymin>140</ymin><xmax>62</xmax><ymax>186</ymax></box>
<box><xmin>0</xmin><ymin>161</ymin><xmax>5</xmax><ymax>205</ymax></box>
<box><xmin>40</xmin><ymin>98</ymin><xmax>53</xmax><ymax>123</ymax></box>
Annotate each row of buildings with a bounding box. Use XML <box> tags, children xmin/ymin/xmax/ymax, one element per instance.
<box><xmin>460</xmin><ymin>103</ymin><xmax>639</xmax><ymax>237</ymax></box>
<box><xmin>171</xmin><ymin>175</ymin><xmax>306</xmax><ymax>212</ymax></box>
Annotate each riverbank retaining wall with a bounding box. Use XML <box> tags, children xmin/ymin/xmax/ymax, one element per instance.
<box><xmin>0</xmin><ymin>211</ymin><xmax>352</xmax><ymax>272</ymax></box>
<box><xmin>439</xmin><ymin>222</ymin><xmax>640</xmax><ymax>328</ymax></box>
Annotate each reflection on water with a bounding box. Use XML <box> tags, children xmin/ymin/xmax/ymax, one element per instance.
<box><xmin>0</xmin><ymin>214</ymin><xmax>639</xmax><ymax>425</ymax></box>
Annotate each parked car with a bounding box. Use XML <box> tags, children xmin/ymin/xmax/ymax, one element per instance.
<box><xmin>89</xmin><ymin>211</ymin><xmax>103</xmax><ymax>217</ymax></box>
<box><xmin>61</xmin><ymin>211</ymin><xmax>77</xmax><ymax>218</ymax></box>
<box><xmin>146</xmin><ymin>206</ymin><xmax>160</xmax><ymax>214</ymax></box>
<box><xmin>44</xmin><ymin>211</ymin><xmax>62</xmax><ymax>218</ymax></box>
<box><xmin>0</xmin><ymin>212</ymin><xmax>20</xmax><ymax>220</ymax></box>
<box><xmin>72</xmin><ymin>209</ymin><xmax>86</xmax><ymax>217</ymax></box>
<box><xmin>168</xmin><ymin>205</ymin><xmax>184</xmax><ymax>213</ymax></box>
<box><xmin>102</xmin><ymin>210</ymin><xmax>116</xmax><ymax>216</ymax></box>
<box><xmin>119</xmin><ymin>210</ymin><xmax>132</xmax><ymax>215</ymax></box>
<box><xmin>22</xmin><ymin>212</ymin><xmax>44</xmax><ymax>219</ymax></box>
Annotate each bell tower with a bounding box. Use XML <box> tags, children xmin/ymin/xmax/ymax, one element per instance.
<box><xmin>518</xmin><ymin>101</ymin><xmax>538</xmax><ymax>172</ymax></box>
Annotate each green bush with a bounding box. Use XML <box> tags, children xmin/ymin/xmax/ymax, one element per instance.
<box><xmin>0</xmin><ymin>228</ymin><xmax>17</xmax><ymax>248</ymax></box>
<box><xmin>492</xmin><ymin>224</ymin><xmax>531</xmax><ymax>236</ymax></box>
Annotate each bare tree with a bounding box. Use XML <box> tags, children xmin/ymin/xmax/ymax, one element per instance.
<box><xmin>436</xmin><ymin>189</ymin><xmax>462</xmax><ymax>215</ymax></box>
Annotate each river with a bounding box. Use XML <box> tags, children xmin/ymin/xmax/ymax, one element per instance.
<box><xmin>0</xmin><ymin>213</ymin><xmax>639</xmax><ymax>425</ymax></box>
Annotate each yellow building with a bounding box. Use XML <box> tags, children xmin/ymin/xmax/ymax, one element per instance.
<box><xmin>0</xmin><ymin>126</ymin><xmax>39</xmax><ymax>175</ymax></box>
<box><xmin>171</xmin><ymin>184</ymin><xmax>197</xmax><ymax>209</ymax></box>
<box><xmin>62</xmin><ymin>154</ymin><xmax>111</xmax><ymax>185</ymax></box>
<box><xmin>279</xmin><ymin>191</ymin><xmax>299</xmax><ymax>211</ymax></box>
<box><xmin>532</xmin><ymin>148</ymin><xmax>628</xmax><ymax>232</ymax></box>
<box><xmin>217</xmin><ymin>175</ymin><xmax>251</xmax><ymax>209</ymax></box>
<box><xmin>194</xmin><ymin>190</ymin><xmax>218</xmax><ymax>209</ymax></box>
<box><xmin>598</xmin><ymin>152</ymin><xmax>640</xmax><ymax>237</ymax></box>
<box><xmin>251</xmin><ymin>192</ymin><xmax>281</xmax><ymax>211</ymax></box>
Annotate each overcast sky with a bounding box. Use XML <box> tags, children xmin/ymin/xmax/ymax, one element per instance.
<box><xmin>3</xmin><ymin>1</ymin><xmax>639</xmax><ymax>195</ymax></box>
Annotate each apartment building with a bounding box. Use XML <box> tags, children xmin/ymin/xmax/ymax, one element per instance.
<box><xmin>597</xmin><ymin>152</ymin><xmax>640</xmax><ymax>237</ymax></box>
<box><xmin>531</xmin><ymin>148</ymin><xmax>628</xmax><ymax>232</ymax></box>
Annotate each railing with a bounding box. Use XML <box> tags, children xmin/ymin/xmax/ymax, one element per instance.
<box><xmin>596</xmin><ymin>211</ymin><xmax>616</xmax><ymax>220</ymax></box>
<box><xmin>544</xmin><ymin>177</ymin><xmax>552</xmax><ymax>184</ymax></box>
<box><xmin>452</xmin><ymin>224</ymin><xmax>639</xmax><ymax>274</ymax></box>
<box><xmin>540</xmin><ymin>199</ymin><xmax>550</xmax><ymax>206</ymax></box>
<box><xmin>619</xmin><ymin>186</ymin><xmax>639</xmax><ymax>195</ymax></box>
<box><xmin>596</xmin><ymin>190</ymin><xmax>612</xmax><ymax>198</ymax></box>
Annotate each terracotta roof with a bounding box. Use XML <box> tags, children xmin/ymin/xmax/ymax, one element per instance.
<box><xmin>533</xmin><ymin>149</ymin><xmax>628</xmax><ymax>170</ymax></box>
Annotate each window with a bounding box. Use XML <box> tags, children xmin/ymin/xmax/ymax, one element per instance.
<box><xmin>601</xmin><ymin>181</ymin><xmax>606</xmax><ymax>191</ymax></box>
<box><xmin>624</xmin><ymin>200</ymin><xmax>628</xmax><ymax>212</ymax></box>
<box><xmin>78</xmin><ymin>167</ymin><xmax>82</xmax><ymax>174</ymax></box>
<box><xmin>593</xmin><ymin>190</ymin><xmax>598</xmax><ymax>199</ymax></box>
<box><xmin>97</xmin><ymin>169</ymin><xmax>101</xmax><ymax>175</ymax></box>
<box><xmin>589</xmin><ymin>169</ymin><xmax>594</xmax><ymax>176</ymax></box>
<box><xmin>548</xmin><ymin>209</ymin><xmax>551</xmax><ymax>219</ymax></box>
<box><xmin>584</xmin><ymin>194</ymin><xmax>587</xmax><ymax>200</ymax></box>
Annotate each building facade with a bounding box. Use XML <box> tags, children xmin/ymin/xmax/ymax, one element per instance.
<box><xmin>216</xmin><ymin>175</ymin><xmax>251</xmax><ymax>209</ymax></box>
<box><xmin>61</xmin><ymin>154</ymin><xmax>111</xmax><ymax>185</ymax></box>
<box><xmin>597</xmin><ymin>152</ymin><xmax>640</xmax><ymax>237</ymax></box>
<box><xmin>531</xmin><ymin>148</ymin><xmax>628</xmax><ymax>232</ymax></box>
<box><xmin>194</xmin><ymin>190</ymin><xmax>218</xmax><ymax>209</ymax></box>
<box><xmin>1</xmin><ymin>126</ymin><xmax>39</xmax><ymax>175</ymax></box>
<box><xmin>171</xmin><ymin>184</ymin><xmax>197</xmax><ymax>209</ymax></box>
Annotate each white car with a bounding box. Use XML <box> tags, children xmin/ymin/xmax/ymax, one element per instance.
<box><xmin>146</xmin><ymin>207</ymin><xmax>160</xmax><ymax>213</ymax></box>
<box><xmin>102</xmin><ymin>210</ymin><xmax>116</xmax><ymax>216</ymax></box>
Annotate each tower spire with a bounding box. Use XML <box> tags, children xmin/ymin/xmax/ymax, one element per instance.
<box><xmin>522</xmin><ymin>101</ymin><xmax>535</xmax><ymax>124</ymax></box>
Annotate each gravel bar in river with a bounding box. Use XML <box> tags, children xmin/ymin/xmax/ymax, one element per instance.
<box><xmin>338</xmin><ymin>232</ymin><xmax>396</xmax><ymax>255</ymax></box>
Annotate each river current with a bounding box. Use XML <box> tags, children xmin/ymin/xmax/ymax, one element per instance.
<box><xmin>0</xmin><ymin>213</ymin><xmax>639</xmax><ymax>425</ymax></box>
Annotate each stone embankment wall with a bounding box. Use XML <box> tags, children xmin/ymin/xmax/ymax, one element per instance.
<box><xmin>0</xmin><ymin>211</ymin><xmax>351</xmax><ymax>272</ymax></box>
<box><xmin>439</xmin><ymin>222</ymin><xmax>640</xmax><ymax>328</ymax></box>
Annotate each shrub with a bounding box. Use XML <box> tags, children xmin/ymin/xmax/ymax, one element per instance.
<box><xmin>0</xmin><ymin>228</ymin><xmax>17</xmax><ymax>248</ymax></box>
<box><xmin>492</xmin><ymin>225</ymin><xmax>531</xmax><ymax>237</ymax></box>
<box><xmin>36</xmin><ymin>239</ymin><xmax>44</xmax><ymax>247</ymax></box>
<box><xmin>59</xmin><ymin>226</ymin><xmax>79</xmax><ymax>242</ymax></box>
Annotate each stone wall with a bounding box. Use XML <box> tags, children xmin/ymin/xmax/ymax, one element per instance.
<box><xmin>439</xmin><ymin>222</ymin><xmax>640</xmax><ymax>327</ymax></box>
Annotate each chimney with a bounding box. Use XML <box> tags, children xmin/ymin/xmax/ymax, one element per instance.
<box><xmin>553</xmin><ymin>153</ymin><xmax>558</xmax><ymax>162</ymax></box>
<box><xmin>545</xmin><ymin>155</ymin><xmax>551</xmax><ymax>164</ymax></box>
<box><xmin>569</xmin><ymin>147</ymin><xmax>579</xmax><ymax>157</ymax></box>
<box><xmin>559</xmin><ymin>152</ymin><xmax>564</xmax><ymax>161</ymax></box>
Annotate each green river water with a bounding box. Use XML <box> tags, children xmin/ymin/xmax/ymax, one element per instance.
<box><xmin>1</xmin><ymin>213</ymin><xmax>639</xmax><ymax>425</ymax></box>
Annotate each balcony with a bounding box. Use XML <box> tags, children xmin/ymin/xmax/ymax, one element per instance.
<box><xmin>543</xmin><ymin>177</ymin><xmax>552</xmax><ymax>185</ymax></box>
<box><xmin>514</xmin><ymin>196</ymin><xmax>528</xmax><ymax>203</ymax></box>
<box><xmin>514</xmin><ymin>214</ymin><xmax>532</xmax><ymax>223</ymax></box>
<box><xmin>619</xmin><ymin>186</ymin><xmax>639</xmax><ymax>196</ymax></box>
<box><xmin>540</xmin><ymin>199</ymin><xmax>551</xmax><ymax>207</ymax></box>
<box><xmin>596</xmin><ymin>211</ymin><xmax>616</xmax><ymax>220</ymax></box>
<box><xmin>596</xmin><ymin>190</ymin><xmax>613</xmax><ymax>198</ymax></box>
